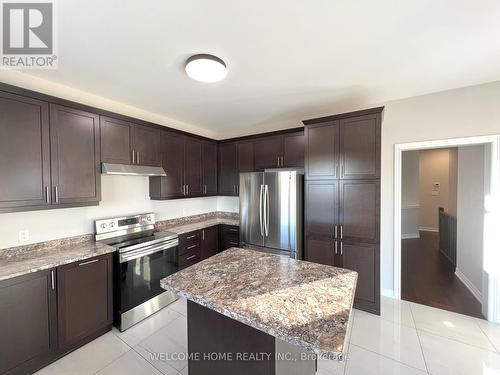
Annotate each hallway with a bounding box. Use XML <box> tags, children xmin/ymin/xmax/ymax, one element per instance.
<box><xmin>402</xmin><ymin>231</ymin><xmax>484</xmax><ymax>319</ymax></box>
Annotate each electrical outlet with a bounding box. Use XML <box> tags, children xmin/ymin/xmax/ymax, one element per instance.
<box><xmin>19</xmin><ymin>229</ymin><xmax>29</xmax><ymax>242</ymax></box>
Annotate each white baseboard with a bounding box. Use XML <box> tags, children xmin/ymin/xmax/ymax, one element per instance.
<box><xmin>419</xmin><ymin>226</ymin><xmax>439</xmax><ymax>233</ymax></box>
<box><xmin>381</xmin><ymin>288</ymin><xmax>395</xmax><ymax>298</ymax></box>
<box><xmin>401</xmin><ymin>233</ymin><xmax>420</xmax><ymax>239</ymax></box>
<box><xmin>455</xmin><ymin>268</ymin><xmax>482</xmax><ymax>303</ymax></box>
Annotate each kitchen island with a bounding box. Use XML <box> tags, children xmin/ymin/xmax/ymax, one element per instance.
<box><xmin>160</xmin><ymin>248</ymin><xmax>357</xmax><ymax>375</ymax></box>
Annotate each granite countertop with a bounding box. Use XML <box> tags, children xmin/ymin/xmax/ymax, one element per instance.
<box><xmin>161</xmin><ymin>248</ymin><xmax>357</xmax><ymax>356</ymax></box>
<box><xmin>164</xmin><ymin>217</ymin><xmax>239</xmax><ymax>235</ymax></box>
<box><xmin>0</xmin><ymin>235</ymin><xmax>115</xmax><ymax>282</ymax></box>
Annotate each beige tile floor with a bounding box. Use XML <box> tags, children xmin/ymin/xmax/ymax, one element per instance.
<box><xmin>36</xmin><ymin>296</ymin><xmax>500</xmax><ymax>375</ymax></box>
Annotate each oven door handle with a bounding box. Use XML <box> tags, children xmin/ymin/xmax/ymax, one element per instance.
<box><xmin>119</xmin><ymin>240</ymin><xmax>178</xmax><ymax>263</ymax></box>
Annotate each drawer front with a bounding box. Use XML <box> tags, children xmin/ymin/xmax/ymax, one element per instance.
<box><xmin>179</xmin><ymin>248</ymin><xmax>201</xmax><ymax>267</ymax></box>
<box><xmin>221</xmin><ymin>225</ymin><xmax>239</xmax><ymax>238</ymax></box>
<box><xmin>179</xmin><ymin>231</ymin><xmax>201</xmax><ymax>255</ymax></box>
<box><xmin>221</xmin><ymin>239</ymin><xmax>240</xmax><ymax>250</ymax></box>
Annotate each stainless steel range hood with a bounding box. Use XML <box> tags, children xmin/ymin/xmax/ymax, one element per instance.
<box><xmin>101</xmin><ymin>163</ymin><xmax>166</xmax><ymax>176</ymax></box>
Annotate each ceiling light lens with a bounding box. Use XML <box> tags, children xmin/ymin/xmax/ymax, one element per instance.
<box><xmin>185</xmin><ymin>54</ymin><xmax>227</xmax><ymax>83</ymax></box>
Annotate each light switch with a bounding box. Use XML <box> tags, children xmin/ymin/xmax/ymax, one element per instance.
<box><xmin>19</xmin><ymin>229</ymin><xmax>29</xmax><ymax>242</ymax></box>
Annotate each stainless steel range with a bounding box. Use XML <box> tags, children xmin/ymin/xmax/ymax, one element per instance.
<box><xmin>95</xmin><ymin>213</ymin><xmax>179</xmax><ymax>331</ymax></box>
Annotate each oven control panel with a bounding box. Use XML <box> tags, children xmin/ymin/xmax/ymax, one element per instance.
<box><xmin>95</xmin><ymin>213</ymin><xmax>155</xmax><ymax>235</ymax></box>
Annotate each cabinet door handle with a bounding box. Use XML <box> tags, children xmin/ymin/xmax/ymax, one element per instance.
<box><xmin>340</xmin><ymin>225</ymin><xmax>343</xmax><ymax>239</ymax></box>
<box><xmin>132</xmin><ymin>150</ymin><xmax>135</xmax><ymax>164</ymax></box>
<box><xmin>202</xmin><ymin>230</ymin><xmax>205</xmax><ymax>241</ymax></box>
<box><xmin>340</xmin><ymin>242</ymin><xmax>343</xmax><ymax>255</ymax></box>
<box><xmin>187</xmin><ymin>244</ymin><xmax>198</xmax><ymax>250</ymax></box>
<box><xmin>229</xmin><ymin>228</ymin><xmax>238</xmax><ymax>232</ymax></box>
<box><xmin>182</xmin><ymin>185</ymin><xmax>186</xmax><ymax>195</ymax></box>
<box><xmin>79</xmin><ymin>259</ymin><xmax>99</xmax><ymax>267</ymax></box>
<box><xmin>280</xmin><ymin>156</ymin><xmax>284</xmax><ymax>167</ymax></box>
<box><xmin>137</xmin><ymin>151</ymin><xmax>140</xmax><ymax>165</ymax></box>
<box><xmin>45</xmin><ymin>186</ymin><xmax>50</xmax><ymax>203</ymax></box>
<box><xmin>229</xmin><ymin>241</ymin><xmax>239</xmax><ymax>245</ymax></box>
<box><xmin>334</xmin><ymin>225</ymin><xmax>338</xmax><ymax>239</ymax></box>
<box><xmin>50</xmin><ymin>270</ymin><xmax>55</xmax><ymax>290</ymax></box>
<box><xmin>277</xmin><ymin>157</ymin><xmax>280</xmax><ymax>167</ymax></box>
<box><xmin>334</xmin><ymin>241</ymin><xmax>338</xmax><ymax>255</ymax></box>
<box><xmin>186</xmin><ymin>185</ymin><xmax>189</xmax><ymax>195</ymax></box>
<box><xmin>54</xmin><ymin>186</ymin><xmax>59</xmax><ymax>203</ymax></box>
<box><xmin>186</xmin><ymin>254</ymin><xmax>197</xmax><ymax>261</ymax></box>
<box><xmin>186</xmin><ymin>234</ymin><xmax>197</xmax><ymax>239</ymax></box>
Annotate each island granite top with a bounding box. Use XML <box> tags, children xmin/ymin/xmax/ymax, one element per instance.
<box><xmin>160</xmin><ymin>247</ymin><xmax>357</xmax><ymax>356</ymax></box>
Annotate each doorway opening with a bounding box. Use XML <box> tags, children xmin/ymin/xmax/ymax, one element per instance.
<box><xmin>394</xmin><ymin>135</ymin><xmax>500</xmax><ymax>323</ymax></box>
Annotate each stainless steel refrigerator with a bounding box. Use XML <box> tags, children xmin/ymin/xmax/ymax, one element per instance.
<box><xmin>239</xmin><ymin>170</ymin><xmax>303</xmax><ymax>259</ymax></box>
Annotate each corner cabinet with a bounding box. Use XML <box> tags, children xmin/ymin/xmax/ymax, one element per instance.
<box><xmin>0</xmin><ymin>253</ymin><xmax>113</xmax><ymax>374</ymax></box>
<box><xmin>304</xmin><ymin>108</ymin><xmax>382</xmax><ymax>315</ymax></box>
<box><xmin>150</xmin><ymin>132</ymin><xmax>217</xmax><ymax>199</ymax></box>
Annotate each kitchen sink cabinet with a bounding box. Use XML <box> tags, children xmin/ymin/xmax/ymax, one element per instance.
<box><xmin>0</xmin><ymin>253</ymin><xmax>113</xmax><ymax>374</ymax></box>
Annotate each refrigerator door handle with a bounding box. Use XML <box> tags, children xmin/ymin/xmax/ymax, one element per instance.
<box><xmin>264</xmin><ymin>184</ymin><xmax>269</xmax><ymax>236</ymax></box>
<box><xmin>259</xmin><ymin>184</ymin><xmax>264</xmax><ymax>236</ymax></box>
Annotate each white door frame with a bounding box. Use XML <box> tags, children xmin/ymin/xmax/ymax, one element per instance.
<box><xmin>393</xmin><ymin>134</ymin><xmax>500</xmax><ymax>322</ymax></box>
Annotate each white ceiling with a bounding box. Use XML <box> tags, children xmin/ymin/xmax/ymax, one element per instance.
<box><xmin>23</xmin><ymin>0</ymin><xmax>500</xmax><ymax>138</ymax></box>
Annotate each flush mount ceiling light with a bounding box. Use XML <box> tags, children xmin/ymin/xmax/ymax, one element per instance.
<box><xmin>185</xmin><ymin>54</ymin><xmax>227</xmax><ymax>83</ymax></box>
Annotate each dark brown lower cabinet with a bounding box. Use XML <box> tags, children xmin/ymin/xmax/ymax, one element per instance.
<box><xmin>0</xmin><ymin>270</ymin><xmax>57</xmax><ymax>375</ymax></box>
<box><xmin>338</xmin><ymin>241</ymin><xmax>379</xmax><ymax>314</ymax></box>
<box><xmin>57</xmin><ymin>254</ymin><xmax>113</xmax><ymax>350</ymax></box>
<box><xmin>0</xmin><ymin>254</ymin><xmax>113</xmax><ymax>374</ymax></box>
<box><xmin>305</xmin><ymin>237</ymin><xmax>335</xmax><ymax>266</ymax></box>
<box><xmin>201</xmin><ymin>226</ymin><xmax>219</xmax><ymax>260</ymax></box>
<box><xmin>219</xmin><ymin>224</ymin><xmax>240</xmax><ymax>251</ymax></box>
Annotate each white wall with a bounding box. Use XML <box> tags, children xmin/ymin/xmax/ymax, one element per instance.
<box><xmin>380</xmin><ymin>81</ymin><xmax>500</xmax><ymax>294</ymax></box>
<box><xmin>401</xmin><ymin>151</ymin><xmax>419</xmax><ymax>238</ymax></box>
<box><xmin>418</xmin><ymin>148</ymin><xmax>457</xmax><ymax>231</ymax></box>
<box><xmin>0</xmin><ymin>175</ymin><xmax>239</xmax><ymax>249</ymax></box>
<box><xmin>456</xmin><ymin>145</ymin><xmax>485</xmax><ymax>302</ymax></box>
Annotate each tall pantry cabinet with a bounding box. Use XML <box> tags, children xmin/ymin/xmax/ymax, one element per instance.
<box><xmin>303</xmin><ymin>107</ymin><xmax>382</xmax><ymax>314</ymax></box>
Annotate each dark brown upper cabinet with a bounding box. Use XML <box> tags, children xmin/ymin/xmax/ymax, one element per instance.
<box><xmin>202</xmin><ymin>141</ymin><xmax>218</xmax><ymax>195</ymax></box>
<box><xmin>50</xmin><ymin>104</ymin><xmax>101</xmax><ymax>205</ymax></box>
<box><xmin>305</xmin><ymin>121</ymin><xmax>340</xmax><ymax>180</ymax></box>
<box><xmin>0</xmin><ymin>91</ymin><xmax>51</xmax><ymax>211</ymax></box>
<box><xmin>150</xmin><ymin>132</ymin><xmax>216</xmax><ymax>199</ymax></box>
<box><xmin>238</xmin><ymin>141</ymin><xmax>254</xmax><ymax>173</ymax></box>
<box><xmin>100</xmin><ymin>117</ymin><xmax>161</xmax><ymax>167</ymax></box>
<box><xmin>184</xmin><ymin>137</ymin><xmax>203</xmax><ymax>196</ymax></box>
<box><xmin>150</xmin><ymin>132</ymin><xmax>185</xmax><ymax>199</ymax></box>
<box><xmin>218</xmin><ymin>142</ymin><xmax>239</xmax><ymax>196</ymax></box>
<box><xmin>100</xmin><ymin>117</ymin><xmax>133</xmax><ymax>164</ymax></box>
<box><xmin>253</xmin><ymin>136</ymin><xmax>283</xmax><ymax>170</ymax></box>
<box><xmin>133</xmin><ymin>125</ymin><xmax>161</xmax><ymax>166</ymax></box>
<box><xmin>282</xmin><ymin>132</ymin><xmax>305</xmax><ymax>168</ymax></box>
<box><xmin>339</xmin><ymin>114</ymin><xmax>380</xmax><ymax>179</ymax></box>
<box><xmin>57</xmin><ymin>254</ymin><xmax>113</xmax><ymax>350</ymax></box>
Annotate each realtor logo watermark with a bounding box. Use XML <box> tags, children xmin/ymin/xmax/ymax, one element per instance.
<box><xmin>1</xmin><ymin>0</ymin><xmax>57</xmax><ymax>68</ymax></box>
